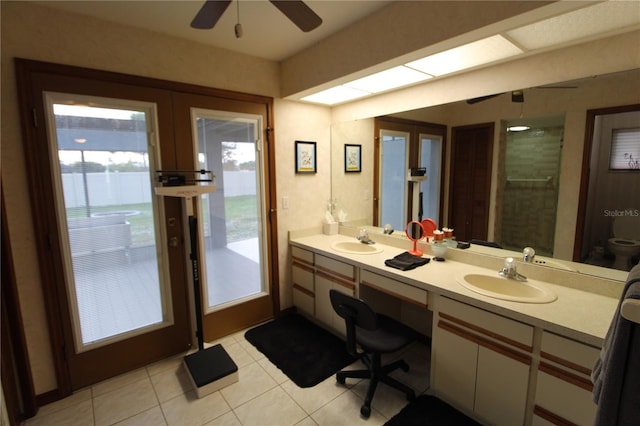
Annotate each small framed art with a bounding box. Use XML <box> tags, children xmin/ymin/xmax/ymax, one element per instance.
<box><xmin>345</xmin><ymin>144</ymin><xmax>361</xmax><ymax>173</ymax></box>
<box><xmin>295</xmin><ymin>141</ymin><xmax>317</xmax><ymax>173</ymax></box>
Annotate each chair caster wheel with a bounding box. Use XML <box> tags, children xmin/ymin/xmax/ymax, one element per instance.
<box><xmin>401</xmin><ymin>362</ymin><xmax>410</xmax><ymax>372</ymax></box>
<box><xmin>336</xmin><ymin>375</ymin><xmax>346</xmax><ymax>385</ymax></box>
<box><xmin>360</xmin><ymin>405</ymin><xmax>371</xmax><ymax>418</ymax></box>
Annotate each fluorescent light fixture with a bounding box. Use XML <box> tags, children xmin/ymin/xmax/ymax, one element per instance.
<box><xmin>405</xmin><ymin>35</ymin><xmax>523</xmax><ymax>76</ymax></box>
<box><xmin>507</xmin><ymin>1</ymin><xmax>640</xmax><ymax>51</ymax></box>
<box><xmin>507</xmin><ymin>125</ymin><xmax>531</xmax><ymax>132</ymax></box>
<box><xmin>301</xmin><ymin>86</ymin><xmax>369</xmax><ymax>105</ymax></box>
<box><xmin>344</xmin><ymin>66</ymin><xmax>432</xmax><ymax>93</ymax></box>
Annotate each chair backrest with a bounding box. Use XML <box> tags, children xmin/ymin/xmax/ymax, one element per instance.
<box><xmin>329</xmin><ymin>289</ymin><xmax>378</xmax><ymax>330</ymax></box>
<box><xmin>330</xmin><ymin>289</ymin><xmax>378</xmax><ymax>357</ymax></box>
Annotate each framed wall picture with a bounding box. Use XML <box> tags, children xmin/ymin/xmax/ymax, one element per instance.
<box><xmin>345</xmin><ymin>144</ymin><xmax>361</xmax><ymax>172</ymax></box>
<box><xmin>295</xmin><ymin>141</ymin><xmax>317</xmax><ymax>173</ymax></box>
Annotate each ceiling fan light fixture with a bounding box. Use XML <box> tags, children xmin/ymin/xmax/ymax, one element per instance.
<box><xmin>507</xmin><ymin>125</ymin><xmax>531</xmax><ymax>132</ymax></box>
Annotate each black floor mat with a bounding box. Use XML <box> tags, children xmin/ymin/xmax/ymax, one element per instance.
<box><xmin>385</xmin><ymin>395</ymin><xmax>481</xmax><ymax>426</ymax></box>
<box><xmin>244</xmin><ymin>314</ymin><xmax>356</xmax><ymax>388</ymax></box>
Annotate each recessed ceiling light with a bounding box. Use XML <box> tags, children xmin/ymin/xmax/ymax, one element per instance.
<box><xmin>405</xmin><ymin>35</ymin><xmax>523</xmax><ymax>76</ymax></box>
<box><xmin>506</xmin><ymin>1</ymin><xmax>640</xmax><ymax>50</ymax></box>
<box><xmin>507</xmin><ymin>125</ymin><xmax>531</xmax><ymax>132</ymax></box>
<box><xmin>344</xmin><ymin>66</ymin><xmax>432</xmax><ymax>93</ymax></box>
<box><xmin>301</xmin><ymin>86</ymin><xmax>369</xmax><ymax>105</ymax></box>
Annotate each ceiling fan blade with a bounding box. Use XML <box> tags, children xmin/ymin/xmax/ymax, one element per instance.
<box><xmin>191</xmin><ymin>0</ymin><xmax>232</xmax><ymax>30</ymax></box>
<box><xmin>466</xmin><ymin>94</ymin><xmax>502</xmax><ymax>104</ymax></box>
<box><xmin>270</xmin><ymin>0</ymin><xmax>322</xmax><ymax>32</ymax></box>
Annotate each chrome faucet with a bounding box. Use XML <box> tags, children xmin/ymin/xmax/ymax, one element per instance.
<box><xmin>523</xmin><ymin>247</ymin><xmax>536</xmax><ymax>263</ymax></box>
<box><xmin>357</xmin><ymin>229</ymin><xmax>375</xmax><ymax>244</ymax></box>
<box><xmin>499</xmin><ymin>257</ymin><xmax>527</xmax><ymax>281</ymax></box>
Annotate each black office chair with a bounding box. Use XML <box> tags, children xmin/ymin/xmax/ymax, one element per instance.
<box><xmin>329</xmin><ymin>289</ymin><xmax>416</xmax><ymax>418</ymax></box>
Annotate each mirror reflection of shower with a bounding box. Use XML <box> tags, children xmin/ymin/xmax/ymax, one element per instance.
<box><xmin>499</xmin><ymin>115</ymin><xmax>565</xmax><ymax>256</ymax></box>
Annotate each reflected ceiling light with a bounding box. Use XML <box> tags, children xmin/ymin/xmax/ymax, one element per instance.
<box><xmin>344</xmin><ymin>66</ymin><xmax>433</xmax><ymax>93</ymax></box>
<box><xmin>301</xmin><ymin>86</ymin><xmax>369</xmax><ymax>105</ymax></box>
<box><xmin>405</xmin><ymin>35</ymin><xmax>523</xmax><ymax>76</ymax></box>
<box><xmin>507</xmin><ymin>125</ymin><xmax>530</xmax><ymax>132</ymax></box>
<box><xmin>74</xmin><ymin>138</ymin><xmax>87</xmax><ymax>143</ymax></box>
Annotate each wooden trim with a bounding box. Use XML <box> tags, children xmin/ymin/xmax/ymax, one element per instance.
<box><xmin>292</xmin><ymin>284</ymin><xmax>314</xmax><ymax>298</ymax></box>
<box><xmin>573</xmin><ymin>103</ymin><xmax>640</xmax><ymax>261</ymax></box>
<box><xmin>315</xmin><ymin>265</ymin><xmax>355</xmax><ymax>283</ymax></box>
<box><xmin>540</xmin><ymin>350</ymin><xmax>592</xmax><ymax>376</ymax></box>
<box><xmin>292</xmin><ymin>260</ymin><xmax>314</xmax><ymax>273</ymax></box>
<box><xmin>438</xmin><ymin>320</ymin><xmax>531</xmax><ymax>366</ymax></box>
<box><xmin>315</xmin><ymin>269</ymin><xmax>356</xmax><ymax>290</ymax></box>
<box><xmin>538</xmin><ymin>361</ymin><xmax>594</xmax><ymax>392</ymax></box>
<box><xmin>533</xmin><ymin>405</ymin><xmax>578</xmax><ymax>426</ymax></box>
<box><xmin>439</xmin><ymin>311</ymin><xmax>533</xmax><ymax>353</ymax></box>
<box><xmin>1</xmin><ymin>186</ymin><xmax>38</xmax><ymax>421</ymax></box>
<box><xmin>360</xmin><ymin>280</ymin><xmax>427</xmax><ymax>308</ymax></box>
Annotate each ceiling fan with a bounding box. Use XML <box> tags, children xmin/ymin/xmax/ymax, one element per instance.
<box><xmin>467</xmin><ymin>85</ymin><xmax>578</xmax><ymax>105</ymax></box>
<box><xmin>191</xmin><ymin>0</ymin><xmax>323</xmax><ymax>32</ymax></box>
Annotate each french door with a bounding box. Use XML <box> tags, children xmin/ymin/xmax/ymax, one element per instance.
<box><xmin>173</xmin><ymin>93</ymin><xmax>275</xmax><ymax>341</ymax></box>
<box><xmin>16</xmin><ymin>59</ymin><xmax>277</xmax><ymax>393</ymax></box>
<box><xmin>374</xmin><ymin>117</ymin><xmax>446</xmax><ymax>230</ymax></box>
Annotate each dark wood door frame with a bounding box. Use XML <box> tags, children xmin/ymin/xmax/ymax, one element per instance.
<box><xmin>573</xmin><ymin>103</ymin><xmax>640</xmax><ymax>262</ymax></box>
<box><xmin>373</xmin><ymin>116</ymin><xmax>447</xmax><ymax>226</ymax></box>
<box><xmin>14</xmin><ymin>58</ymin><xmax>279</xmax><ymax>400</ymax></box>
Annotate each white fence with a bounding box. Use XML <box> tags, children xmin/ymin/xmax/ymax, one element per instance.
<box><xmin>62</xmin><ymin>171</ymin><xmax>256</xmax><ymax>208</ymax></box>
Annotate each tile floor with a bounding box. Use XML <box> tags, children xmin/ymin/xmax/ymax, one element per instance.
<box><xmin>23</xmin><ymin>325</ymin><xmax>431</xmax><ymax>426</ymax></box>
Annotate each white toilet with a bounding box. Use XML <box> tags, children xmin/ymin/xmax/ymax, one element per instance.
<box><xmin>608</xmin><ymin>214</ymin><xmax>640</xmax><ymax>270</ymax></box>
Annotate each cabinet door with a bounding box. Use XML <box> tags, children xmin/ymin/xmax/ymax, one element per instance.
<box><xmin>475</xmin><ymin>346</ymin><xmax>530</xmax><ymax>426</ymax></box>
<box><xmin>315</xmin><ymin>272</ymin><xmax>353</xmax><ymax>333</ymax></box>
<box><xmin>432</xmin><ymin>325</ymin><xmax>478</xmax><ymax>413</ymax></box>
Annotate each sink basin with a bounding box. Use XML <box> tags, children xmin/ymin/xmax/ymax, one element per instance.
<box><xmin>457</xmin><ymin>273</ymin><xmax>556</xmax><ymax>303</ymax></box>
<box><xmin>331</xmin><ymin>241</ymin><xmax>383</xmax><ymax>254</ymax></box>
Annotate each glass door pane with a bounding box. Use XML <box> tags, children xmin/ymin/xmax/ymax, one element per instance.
<box><xmin>191</xmin><ymin>109</ymin><xmax>267</xmax><ymax>311</ymax></box>
<box><xmin>420</xmin><ymin>134</ymin><xmax>443</xmax><ymax>222</ymax></box>
<box><xmin>380</xmin><ymin>130</ymin><xmax>409</xmax><ymax>231</ymax></box>
<box><xmin>46</xmin><ymin>94</ymin><xmax>171</xmax><ymax>352</ymax></box>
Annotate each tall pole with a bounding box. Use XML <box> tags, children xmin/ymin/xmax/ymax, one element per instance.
<box><xmin>80</xmin><ymin>150</ymin><xmax>91</xmax><ymax>217</ymax></box>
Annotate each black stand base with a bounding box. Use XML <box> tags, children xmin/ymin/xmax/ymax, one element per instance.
<box><xmin>183</xmin><ymin>344</ymin><xmax>239</xmax><ymax>398</ymax></box>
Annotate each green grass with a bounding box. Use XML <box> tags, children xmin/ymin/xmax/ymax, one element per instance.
<box><xmin>66</xmin><ymin>196</ymin><xmax>257</xmax><ymax>246</ymax></box>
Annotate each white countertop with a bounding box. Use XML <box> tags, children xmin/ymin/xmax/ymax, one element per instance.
<box><xmin>290</xmin><ymin>233</ymin><xmax>622</xmax><ymax>348</ymax></box>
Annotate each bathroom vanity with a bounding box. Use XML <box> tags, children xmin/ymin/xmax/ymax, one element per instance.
<box><xmin>289</xmin><ymin>227</ymin><xmax>624</xmax><ymax>426</ymax></box>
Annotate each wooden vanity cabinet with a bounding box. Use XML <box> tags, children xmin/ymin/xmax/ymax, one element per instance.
<box><xmin>432</xmin><ymin>296</ymin><xmax>534</xmax><ymax>426</ymax></box>
<box><xmin>291</xmin><ymin>246</ymin><xmax>315</xmax><ymax>317</ymax></box>
<box><xmin>314</xmin><ymin>254</ymin><xmax>356</xmax><ymax>334</ymax></box>
<box><xmin>532</xmin><ymin>332</ymin><xmax>599</xmax><ymax>426</ymax></box>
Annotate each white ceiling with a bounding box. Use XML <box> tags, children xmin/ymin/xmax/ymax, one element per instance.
<box><xmin>34</xmin><ymin>0</ymin><xmax>392</xmax><ymax>61</ymax></box>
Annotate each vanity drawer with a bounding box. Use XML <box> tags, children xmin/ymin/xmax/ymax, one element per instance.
<box><xmin>437</xmin><ymin>297</ymin><xmax>533</xmax><ymax>349</ymax></box>
<box><xmin>291</xmin><ymin>246</ymin><xmax>314</xmax><ymax>266</ymax></box>
<box><xmin>360</xmin><ymin>269</ymin><xmax>428</xmax><ymax>308</ymax></box>
<box><xmin>540</xmin><ymin>331</ymin><xmax>600</xmax><ymax>374</ymax></box>
<box><xmin>315</xmin><ymin>254</ymin><xmax>356</xmax><ymax>282</ymax></box>
<box><xmin>292</xmin><ymin>261</ymin><xmax>314</xmax><ymax>293</ymax></box>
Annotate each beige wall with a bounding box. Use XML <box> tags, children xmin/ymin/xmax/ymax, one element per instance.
<box><xmin>0</xmin><ymin>2</ymin><xmax>327</xmax><ymax>394</ymax></box>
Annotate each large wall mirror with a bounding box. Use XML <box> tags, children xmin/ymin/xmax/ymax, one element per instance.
<box><xmin>331</xmin><ymin>68</ymin><xmax>640</xmax><ymax>280</ymax></box>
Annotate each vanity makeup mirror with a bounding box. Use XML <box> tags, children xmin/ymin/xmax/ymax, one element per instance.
<box><xmin>405</xmin><ymin>221</ymin><xmax>425</xmax><ymax>256</ymax></box>
<box><xmin>331</xmin><ymin>69</ymin><xmax>640</xmax><ymax>281</ymax></box>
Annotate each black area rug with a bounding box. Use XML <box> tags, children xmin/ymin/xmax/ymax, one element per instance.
<box><xmin>385</xmin><ymin>395</ymin><xmax>481</xmax><ymax>426</ymax></box>
<box><xmin>244</xmin><ymin>314</ymin><xmax>356</xmax><ymax>388</ymax></box>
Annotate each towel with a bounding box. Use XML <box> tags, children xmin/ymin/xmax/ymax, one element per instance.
<box><xmin>592</xmin><ymin>262</ymin><xmax>640</xmax><ymax>425</ymax></box>
<box><xmin>385</xmin><ymin>252</ymin><xmax>430</xmax><ymax>271</ymax></box>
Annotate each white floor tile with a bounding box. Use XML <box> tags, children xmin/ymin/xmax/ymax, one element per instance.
<box><xmin>161</xmin><ymin>390</ymin><xmax>231</xmax><ymax>426</ymax></box>
<box><xmin>233</xmin><ymin>387</ymin><xmax>307</xmax><ymax>426</ymax></box>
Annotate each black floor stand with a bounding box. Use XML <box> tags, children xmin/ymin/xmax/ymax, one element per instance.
<box><xmin>183</xmin><ymin>216</ymin><xmax>238</xmax><ymax>398</ymax></box>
